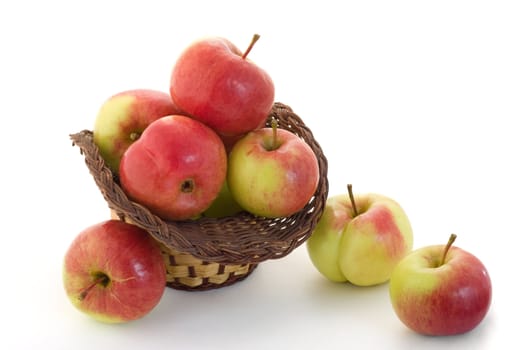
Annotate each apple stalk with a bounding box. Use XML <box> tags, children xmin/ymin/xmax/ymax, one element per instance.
<box><xmin>440</xmin><ymin>233</ymin><xmax>457</xmax><ymax>266</ymax></box>
<box><xmin>346</xmin><ymin>184</ymin><xmax>359</xmax><ymax>218</ymax></box>
<box><xmin>271</xmin><ymin>117</ymin><xmax>279</xmax><ymax>150</ymax></box>
<box><xmin>242</xmin><ymin>34</ymin><xmax>261</xmax><ymax>59</ymax></box>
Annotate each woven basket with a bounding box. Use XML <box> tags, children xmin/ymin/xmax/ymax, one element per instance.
<box><xmin>70</xmin><ymin>102</ymin><xmax>329</xmax><ymax>291</ymax></box>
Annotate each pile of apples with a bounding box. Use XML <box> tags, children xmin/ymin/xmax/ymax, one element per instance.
<box><xmin>63</xmin><ymin>34</ymin><xmax>321</xmax><ymax>323</ymax></box>
<box><xmin>306</xmin><ymin>184</ymin><xmax>492</xmax><ymax>336</ymax></box>
<box><xmin>93</xmin><ymin>34</ymin><xmax>319</xmax><ymax>221</ymax></box>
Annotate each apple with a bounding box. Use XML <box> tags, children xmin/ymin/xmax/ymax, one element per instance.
<box><xmin>227</xmin><ymin>118</ymin><xmax>319</xmax><ymax>218</ymax></box>
<box><xmin>202</xmin><ymin>181</ymin><xmax>244</xmax><ymax>218</ymax></box>
<box><xmin>93</xmin><ymin>89</ymin><xmax>186</xmax><ymax>174</ymax></box>
<box><xmin>389</xmin><ymin>234</ymin><xmax>492</xmax><ymax>336</ymax></box>
<box><xmin>306</xmin><ymin>185</ymin><xmax>413</xmax><ymax>286</ymax></box>
<box><xmin>62</xmin><ymin>220</ymin><xmax>166</xmax><ymax>323</ymax></box>
<box><xmin>119</xmin><ymin>114</ymin><xmax>227</xmax><ymax>221</ymax></box>
<box><xmin>169</xmin><ymin>34</ymin><xmax>275</xmax><ymax>137</ymax></box>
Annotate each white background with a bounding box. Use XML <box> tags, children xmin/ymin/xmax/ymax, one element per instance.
<box><xmin>1</xmin><ymin>1</ymin><xmax>523</xmax><ymax>349</ymax></box>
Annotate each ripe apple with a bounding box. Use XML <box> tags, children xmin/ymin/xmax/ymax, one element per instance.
<box><xmin>389</xmin><ymin>234</ymin><xmax>492</xmax><ymax>336</ymax></box>
<box><xmin>169</xmin><ymin>34</ymin><xmax>275</xmax><ymax>137</ymax></box>
<box><xmin>306</xmin><ymin>185</ymin><xmax>413</xmax><ymax>286</ymax></box>
<box><xmin>62</xmin><ymin>220</ymin><xmax>166</xmax><ymax>323</ymax></box>
<box><xmin>119</xmin><ymin>115</ymin><xmax>227</xmax><ymax>221</ymax></box>
<box><xmin>93</xmin><ymin>89</ymin><xmax>186</xmax><ymax>174</ymax></box>
<box><xmin>227</xmin><ymin>119</ymin><xmax>319</xmax><ymax>218</ymax></box>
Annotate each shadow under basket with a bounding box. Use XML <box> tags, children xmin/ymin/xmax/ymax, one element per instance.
<box><xmin>70</xmin><ymin>102</ymin><xmax>329</xmax><ymax>291</ymax></box>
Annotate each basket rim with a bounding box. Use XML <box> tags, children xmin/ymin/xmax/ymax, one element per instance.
<box><xmin>70</xmin><ymin>102</ymin><xmax>328</xmax><ymax>264</ymax></box>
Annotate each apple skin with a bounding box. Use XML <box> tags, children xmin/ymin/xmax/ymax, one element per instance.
<box><xmin>202</xmin><ymin>181</ymin><xmax>244</xmax><ymax>218</ymax></box>
<box><xmin>169</xmin><ymin>36</ymin><xmax>275</xmax><ymax>137</ymax></box>
<box><xmin>306</xmin><ymin>192</ymin><xmax>413</xmax><ymax>286</ymax></box>
<box><xmin>389</xmin><ymin>244</ymin><xmax>492</xmax><ymax>336</ymax></box>
<box><xmin>63</xmin><ymin>220</ymin><xmax>166</xmax><ymax>323</ymax></box>
<box><xmin>119</xmin><ymin>115</ymin><xmax>227</xmax><ymax>221</ymax></box>
<box><xmin>93</xmin><ymin>89</ymin><xmax>186</xmax><ymax>174</ymax></box>
<box><xmin>227</xmin><ymin>127</ymin><xmax>319</xmax><ymax>218</ymax></box>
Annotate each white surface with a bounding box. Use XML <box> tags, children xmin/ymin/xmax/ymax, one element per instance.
<box><xmin>1</xmin><ymin>1</ymin><xmax>523</xmax><ymax>349</ymax></box>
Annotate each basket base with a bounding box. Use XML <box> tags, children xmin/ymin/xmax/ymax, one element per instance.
<box><xmin>160</xmin><ymin>244</ymin><xmax>258</xmax><ymax>291</ymax></box>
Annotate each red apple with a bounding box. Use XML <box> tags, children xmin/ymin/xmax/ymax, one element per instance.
<box><xmin>93</xmin><ymin>89</ymin><xmax>187</xmax><ymax>174</ymax></box>
<box><xmin>389</xmin><ymin>234</ymin><xmax>492</xmax><ymax>336</ymax></box>
<box><xmin>169</xmin><ymin>34</ymin><xmax>275</xmax><ymax>137</ymax></box>
<box><xmin>227</xmin><ymin>119</ymin><xmax>319</xmax><ymax>218</ymax></box>
<box><xmin>62</xmin><ymin>220</ymin><xmax>166</xmax><ymax>323</ymax></box>
<box><xmin>119</xmin><ymin>115</ymin><xmax>227</xmax><ymax>220</ymax></box>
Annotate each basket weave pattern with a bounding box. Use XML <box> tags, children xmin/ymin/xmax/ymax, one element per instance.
<box><xmin>71</xmin><ymin>102</ymin><xmax>328</xmax><ymax>290</ymax></box>
<box><xmin>161</xmin><ymin>247</ymin><xmax>257</xmax><ymax>290</ymax></box>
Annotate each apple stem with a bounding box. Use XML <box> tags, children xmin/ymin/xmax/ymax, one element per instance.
<box><xmin>347</xmin><ymin>184</ymin><xmax>358</xmax><ymax>218</ymax></box>
<box><xmin>242</xmin><ymin>34</ymin><xmax>261</xmax><ymax>59</ymax></box>
<box><xmin>78</xmin><ymin>274</ymin><xmax>109</xmax><ymax>301</ymax></box>
<box><xmin>271</xmin><ymin>117</ymin><xmax>279</xmax><ymax>150</ymax></box>
<box><xmin>440</xmin><ymin>233</ymin><xmax>457</xmax><ymax>266</ymax></box>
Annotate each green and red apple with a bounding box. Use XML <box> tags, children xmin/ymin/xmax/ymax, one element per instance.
<box><xmin>307</xmin><ymin>185</ymin><xmax>413</xmax><ymax>286</ymax></box>
<box><xmin>227</xmin><ymin>119</ymin><xmax>319</xmax><ymax>218</ymax></box>
<box><xmin>119</xmin><ymin>115</ymin><xmax>227</xmax><ymax>221</ymax></box>
<box><xmin>169</xmin><ymin>34</ymin><xmax>274</xmax><ymax>138</ymax></box>
<box><xmin>93</xmin><ymin>89</ymin><xmax>186</xmax><ymax>174</ymax></box>
<box><xmin>63</xmin><ymin>220</ymin><xmax>166</xmax><ymax>323</ymax></box>
<box><xmin>389</xmin><ymin>234</ymin><xmax>492</xmax><ymax>336</ymax></box>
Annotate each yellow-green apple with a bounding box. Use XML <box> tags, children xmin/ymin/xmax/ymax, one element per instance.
<box><xmin>227</xmin><ymin>119</ymin><xmax>319</xmax><ymax>218</ymax></box>
<box><xmin>119</xmin><ymin>115</ymin><xmax>227</xmax><ymax>221</ymax></box>
<box><xmin>307</xmin><ymin>185</ymin><xmax>413</xmax><ymax>286</ymax></box>
<box><xmin>62</xmin><ymin>220</ymin><xmax>166</xmax><ymax>323</ymax></box>
<box><xmin>202</xmin><ymin>181</ymin><xmax>244</xmax><ymax>218</ymax></box>
<box><xmin>389</xmin><ymin>234</ymin><xmax>492</xmax><ymax>336</ymax></box>
<box><xmin>169</xmin><ymin>34</ymin><xmax>274</xmax><ymax>137</ymax></box>
<box><xmin>93</xmin><ymin>89</ymin><xmax>186</xmax><ymax>174</ymax></box>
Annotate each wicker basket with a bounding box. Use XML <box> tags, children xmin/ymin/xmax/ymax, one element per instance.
<box><xmin>70</xmin><ymin>102</ymin><xmax>329</xmax><ymax>291</ymax></box>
